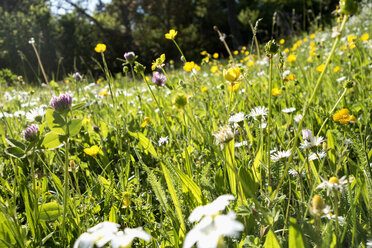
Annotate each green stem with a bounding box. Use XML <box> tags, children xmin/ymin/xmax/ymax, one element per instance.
<box><xmin>172</xmin><ymin>39</ymin><xmax>186</xmax><ymax>62</ymax></box>
<box><xmin>267</xmin><ymin>56</ymin><xmax>273</xmax><ymax>188</ymax></box>
<box><xmin>271</xmin><ymin>15</ymin><xmax>349</xmax><ymax>201</ymax></box>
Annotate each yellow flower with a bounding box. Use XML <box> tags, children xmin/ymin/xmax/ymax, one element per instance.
<box><xmin>213</xmin><ymin>53</ymin><xmax>219</xmax><ymax>59</ymax></box>
<box><xmin>94</xmin><ymin>43</ymin><xmax>106</xmax><ymax>53</ymax></box>
<box><xmin>99</xmin><ymin>90</ymin><xmax>109</xmax><ymax>96</ymax></box>
<box><xmin>303</xmin><ymin>38</ymin><xmax>308</xmax><ymax>42</ymax></box>
<box><xmin>340</xmin><ymin>45</ymin><xmax>348</xmax><ymax>50</ymax></box>
<box><xmin>82</xmin><ymin>117</ymin><xmax>91</xmax><ymax>125</ymax></box>
<box><xmin>245</xmin><ymin>51</ymin><xmax>249</xmax><ymax>55</ymax></box>
<box><xmin>233</xmin><ymin>50</ymin><xmax>239</xmax><ymax>55</ymax></box>
<box><xmin>210</xmin><ymin>65</ymin><xmax>218</xmax><ymax>73</ymax></box>
<box><xmin>96</xmin><ymin>78</ymin><xmax>103</xmax><ymax>84</ymax></box>
<box><xmin>271</xmin><ymin>88</ymin><xmax>281</xmax><ymax>96</ymax></box>
<box><xmin>200</xmin><ymin>51</ymin><xmax>208</xmax><ymax>56</ymax></box>
<box><xmin>349</xmin><ymin>43</ymin><xmax>356</xmax><ymax>49</ymax></box>
<box><xmin>286</xmin><ymin>53</ymin><xmax>296</xmax><ymax>62</ymax></box>
<box><xmin>242</xmin><ymin>46</ymin><xmax>246</xmax><ymax>50</ymax></box>
<box><xmin>283</xmin><ymin>48</ymin><xmax>289</xmax><ymax>53</ymax></box>
<box><xmin>307</xmin><ymin>57</ymin><xmax>312</xmax><ymax>62</ymax></box>
<box><xmin>347</xmin><ymin>35</ymin><xmax>357</xmax><ymax>44</ymax></box>
<box><xmin>223</xmin><ymin>67</ymin><xmax>240</xmax><ymax>82</ymax></box>
<box><xmin>227</xmin><ymin>83</ymin><xmax>240</xmax><ymax>92</ymax></box>
<box><xmin>247</xmin><ymin>61</ymin><xmax>254</xmax><ymax>67</ymax></box>
<box><xmin>360</xmin><ymin>33</ymin><xmax>369</xmax><ymax>41</ymax></box>
<box><xmin>141</xmin><ymin>117</ymin><xmax>151</xmax><ymax>128</ymax></box>
<box><xmin>333</xmin><ymin>108</ymin><xmax>356</xmax><ymax>124</ymax></box>
<box><xmin>165</xmin><ymin>29</ymin><xmax>177</xmax><ymax>39</ymax></box>
<box><xmin>279</xmin><ymin>39</ymin><xmax>285</xmax><ymax>44</ymax></box>
<box><xmin>310</xmin><ymin>34</ymin><xmax>315</xmax><ymax>39</ymax></box>
<box><xmin>285</xmin><ymin>74</ymin><xmax>295</xmax><ymax>81</ymax></box>
<box><xmin>333</xmin><ymin>66</ymin><xmax>340</xmax><ymax>72</ymax></box>
<box><xmin>201</xmin><ymin>87</ymin><xmax>208</xmax><ymax>93</ymax></box>
<box><xmin>84</xmin><ymin>145</ymin><xmax>100</xmax><ymax>157</ymax></box>
<box><xmin>316</xmin><ymin>64</ymin><xmax>325</xmax><ymax>72</ymax></box>
<box><xmin>152</xmin><ymin>54</ymin><xmax>166</xmax><ymax>70</ymax></box>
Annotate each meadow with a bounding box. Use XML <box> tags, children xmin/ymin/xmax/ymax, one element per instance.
<box><xmin>0</xmin><ymin>0</ymin><xmax>371</xmax><ymax>247</ymax></box>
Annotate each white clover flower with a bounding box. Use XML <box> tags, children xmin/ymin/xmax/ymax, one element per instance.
<box><xmin>294</xmin><ymin>114</ymin><xmax>303</xmax><ymax>122</ymax></box>
<box><xmin>158</xmin><ymin>136</ymin><xmax>169</xmax><ymax>146</ymax></box>
<box><xmin>188</xmin><ymin>195</ymin><xmax>235</xmax><ymax>223</ymax></box>
<box><xmin>213</xmin><ymin>125</ymin><xmax>234</xmax><ymax>145</ymax></box>
<box><xmin>228</xmin><ymin>112</ymin><xmax>245</xmax><ymax>124</ymax></box>
<box><xmin>316</xmin><ymin>176</ymin><xmax>354</xmax><ymax>196</ymax></box>
<box><xmin>282</xmin><ymin>107</ymin><xmax>296</xmax><ymax>113</ymax></box>
<box><xmin>183</xmin><ymin>212</ymin><xmax>244</xmax><ymax>248</ymax></box>
<box><xmin>271</xmin><ymin>150</ymin><xmax>291</xmax><ymax>162</ymax></box>
<box><xmin>309</xmin><ymin>151</ymin><xmax>326</xmax><ymax>161</ymax></box>
<box><xmin>249</xmin><ymin>106</ymin><xmax>268</xmax><ymax>120</ymax></box>
<box><xmin>26</xmin><ymin>106</ymin><xmax>46</xmax><ymax>122</ymax></box>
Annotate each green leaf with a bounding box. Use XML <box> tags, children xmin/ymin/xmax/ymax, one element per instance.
<box><xmin>39</xmin><ymin>202</ymin><xmax>62</xmax><ymax>222</ymax></box>
<box><xmin>224</xmin><ymin>139</ymin><xmax>236</xmax><ymax>195</ymax></box>
<box><xmin>327</xmin><ymin>131</ymin><xmax>336</xmax><ymax>167</ymax></box>
<box><xmin>46</xmin><ymin>109</ymin><xmax>66</xmax><ymax>135</ymax></box>
<box><xmin>239</xmin><ymin>166</ymin><xmax>258</xmax><ymax>199</ymax></box>
<box><xmin>109</xmin><ymin>206</ymin><xmax>117</xmax><ymax>223</ymax></box>
<box><xmin>264</xmin><ymin>229</ymin><xmax>281</xmax><ymax>248</ymax></box>
<box><xmin>289</xmin><ymin>218</ymin><xmax>306</xmax><ymax>248</ymax></box>
<box><xmin>42</xmin><ymin>132</ymin><xmax>63</xmax><ymax>149</ymax></box>
<box><xmin>72</xmin><ymin>102</ymin><xmax>87</xmax><ymax>111</ymax></box>
<box><xmin>253</xmin><ymin>146</ymin><xmax>263</xmax><ymax>184</ymax></box>
<box><xmin>5</xmin><ymin>138</ymin><xmax>26</xmax><ymax>150</ymax></box>
<box><xmin>172</xmin><ymin>164</ymin><xmax>202</xmax><ymax>205</ymax></box>
<box><xmin>5</xmin><ymin>147</ymin><xmax>25</xmax><ymax>158</ymax></box>
<box><xmin>128</xmin><ymin>131</ymin><xmax>157</xmax><ymax>158</ymax></box>
<box><xmin>68</xmin><ymin>119</ymin><xmax>82</xmax><ymax>136</ymax></box>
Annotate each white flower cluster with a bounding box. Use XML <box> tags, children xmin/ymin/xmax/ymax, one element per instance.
<box><xmin>184</xmin><ymin>195</ymin><xmax>243</xmax><ymax>248</ymax></box>
<box><xmin>74</xmin><ymin>221</ymin><xmax>151</xmax><ymax>248</ymax></box>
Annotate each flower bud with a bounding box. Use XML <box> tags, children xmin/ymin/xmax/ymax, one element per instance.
<box><xmin>50</xmin><ymin>94</ymin><xmax>72</xmax><ymax>115</ymax></box>
<box><xmin>134</xmin><ymin>62</ymin><xmax>146</xmax><ymax>74</ymax></box>
<box><xmin>23</xmin><ymin>124</ymin><xmax>39</xmax><ymax>142</ymax></box>
<box><xmin>174</xmin><ymin>93</ymin><xmax>188</xmax><ymax>109</ymax></box>
<box><xmin>265</xmin><ymin>40</ymin><xmax>280</xmax><ymax>55</ymax></box>
<box><xmin>124</xmin><ymin>52</ymin><xmax>136</xmax><ymax>63</ymax></box>
<box><xmin>339</xmin><ymin>0</ymin><xmax>358</xmax><ymax>15</ymax></box>
<box><xmin>343</xmin><ymin>80</ymin><xmax>353</xmax><ymax>89</ymax></box>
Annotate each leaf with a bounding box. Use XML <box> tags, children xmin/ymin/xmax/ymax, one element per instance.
<box><xmin>5</xmin><ymin>147</ymin><xmax>25</xmax><ymax>158</ymax></box>
<box><xmin>289</xmin><ymin>218</ymin><xmax>306</xmax><ymax>248</ymax></box>
<box><xmin>5</xmin><ymin>138</ymin><xmax>26</xmax><ymax>150</ymax></box>
<box><xmin>42</xmin><ymin>132</ymin><xmax>63</xmax><ymax>149</ymax></box>
<box><xmin>253</xmin><ymin>146</ymin><xmax>263</xmax><ymax>184</ymax></box>
<box><xmin>72</xmin><ymin>102</ymin><xmax>87</xmax><ymax>111</ymax></box>
<box><xmin>239</xmin><ymin>166</ymin><xmax>258</xmax><ymax>199</ymax></box>
<box><xmin>264</xmin><ymin>229</ymin><xmax>281</xmax><ymax>248</ymax></box>
<box><xmin>67</xmin><ymin>119</ymin><xmax>82</xmax><ymax>136</ymax></box>
<box><xmin>224</xmin><ymin>139</ymin><xmax>237</xmax><ymax>195</ymax></box>
<box><xmin>172</xmin><ymin>164</ymin><xmax>203</xmax><ymax>205</ymax></box>
<box><xmin>128</xmin><ymin>131</ymin><xmax>157</xmax><ymax>158</ymax></box>
<box><xmin>46</xmin><ymin>109</ymin><xmax>66</xmax><ymax>135</ymax></box>
<box><xmin>39</xmin><ymin>202</ymin><xmax>62</xmax><ymax>222</ymax></box>
<box><xmin>327</xmin><ymin>131</ymin><xmax>336</xmax><ymax>167</ymax></box>
<box><xmin>109</xmin><ymin>206</ymin><xmax>117</xmax><ymax>223</ymax></box>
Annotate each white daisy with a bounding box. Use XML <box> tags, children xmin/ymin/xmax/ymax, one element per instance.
<box><xmin>300</xmin><ymin>136</ymin><xmax>325</xmax><ymax>150</ymax></box>
<box><xmin>111</xmin><ymin>228</ymin><xmax>152</xmax><ymax>248</ymax></box>
<box><xmin>188</xmin><ymin>195</ymin><xmax>235</xmax><ymax>223</ymax></box>
<box><xmin>213</xmin><ymin>126</ymin><xmax>234</xmax><ymax>145</ymax></box>
<box><xmin>271</xmin><ymin>150</ymin><xmax>291</xmax><ymax>162</ymax></box>
<box><xmin>228</xmin><ymin>112</ymin><xmax>245</xmax><ymax>124</ymax></box>
<box><xmin>294</xmin><ymin>114</ymin><xmax>303</xmax><ymax>122</ymax></box>
<box><xmin>158</xmin><ymin>136</ymin><xmax>169</xmax><ymax>146</ymax></box>
<box><xmin>309</xmin><ymin>152</ymin><xmax>326</xmax><ymax>161</ymax></box>
<box><xmin>282</xmin><ymin>107</ymin><xmax>296</xmax><ymax>113</ymax></box>
<box><xmin>316</xmin><ymin>176</ymin><xmax>354</xmax><ymax>195</ymax></box>
<box><xmin>249</xmin><ymin>106</ymin><xmax>268</xmax><ymax>120</ymax></box>
<box><xmin>26</xmin><ymin>106</ymin><xmax>46</xmax><ymax>122</ymax></box>
<box><xmin>235</xmin><ymin>141</ymin><xmax>248</xmax><ymax>148</ymax></box>
<box><xmin>183</xmin><ymin>212</ymin><xmax>244</xmax><ymax>248</ymax></box>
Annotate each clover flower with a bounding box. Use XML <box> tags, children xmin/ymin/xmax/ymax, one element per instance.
<box><xmin>316</xmin><ymin>176</ymin><xmax>354</xmax><ymax>195</ymax></box>
<box><xmin>124</xmin><ymin>52</ymin><xmax>136</xmax><ymax>63</ymax></box>
<box><xmin>50</xmin><ymin>93</ymin><xmax>72</xmax><ymax>114</ymax></box>
<box><xmin>72</xmin><ymin>72</ymin><xmax>82</xmax><ymax>81</ymax></box>
<box><xmin>152</xmin><ymin>71</ymin><xmax>167</xmax><ymax>87</ymax></box>
<box><xmin>23</xmin><ymin>124</ymin><xmax>39</xmax><ymax>142</ymax></box>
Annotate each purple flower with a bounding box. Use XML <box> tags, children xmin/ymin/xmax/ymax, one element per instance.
<box><xmin>72</xmin><ymin>72</ymin><xmax>82</xmax><ymax>80</ymax></box>
<box><xmin>151</xmin><ymin>72</ymin><xmax>167</xmax><ymax>87</ymax></box>
<box><xmin>50</xmin><ymin>94</ymin><xmax>72</xmax><ymax>114</ymax></box>
<box><xmin>23</xmin><ymin>124</ymin><xmax>39</xmax><ymax>142</ymax></box>
<box><xmin>124</xmin><ymin>52</ymin><xmax>136</xmax><ymax>63</ymax></box>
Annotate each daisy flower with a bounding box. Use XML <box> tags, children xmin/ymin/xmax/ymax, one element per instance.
<box><xmin>249</xmin><ymin>106</ymin><xmax>268</xmax><ymax>120</ymax></box>
<box><xmin>228</xmin><ymin>112</ymin><xmax>245</xmax><ymax>124</ymax></box>
<box><xmin>271</xmin><ymin>150</ymin><xmax>291</xmax><ymax>162</ymax></box>
<box><xmin>26</xmin><ymin>106</ymin><xmax>46</xmax><ymax>122</ymax></box>
<box><xmin>316</xmin><ymin>176</ymin><xmax>354</xmax><ymax>195</ymax></box>
<box><xmin>309</xmin><ymin>151</ymin><xmax>326</xmax><ymax>161</ymax></box>
<box><xmin>213</xmin><ymin>125</ymin><xmax>234</xmax><ymax>145</ymax></box>
<box><xmin>282</xmin><ymin>107</ymin><xmax>296</xmax><ymax>113</ymax></box>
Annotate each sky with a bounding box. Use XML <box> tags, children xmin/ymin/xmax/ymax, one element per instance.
<box><xmin>50</xmin><ymin>0</ymin><xmax>111</xmax><ymax>15</ymax></box>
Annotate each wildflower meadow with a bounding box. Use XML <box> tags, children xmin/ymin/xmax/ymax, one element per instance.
<box><xmin>0</xmin><ymin>0</ymin><xmax>371</xmax><ymax>247</ymax></box>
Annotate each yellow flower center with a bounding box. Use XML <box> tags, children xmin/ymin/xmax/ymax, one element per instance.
<box><xmin>312</xmin><ymin>195</ymin><xmax>325</xmax><ymax>210</ymax></box>
<box><xmin>328</xmin><ymin>177</ymin><xmax>339</xmax><ymax>184</ymax></box>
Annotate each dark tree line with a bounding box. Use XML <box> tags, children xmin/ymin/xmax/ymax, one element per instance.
<box><xmin>0</xmin><ymin>0</ymin><xmax>339</xmax><ymax>84</ymax></box>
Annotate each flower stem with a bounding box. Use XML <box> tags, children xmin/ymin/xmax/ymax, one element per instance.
<box><xmin>172</xmin><ymin>39</ymin><xmax>187</xmax><ymax>62</ymax></box>
<box><xmin>271</xmin><ymin>14</ymin><xmax>349</xmax><ymax>201</ymax></box>
<box><xmin>267</xmin><ymin>55</ymin><xmax>273</xmax><ymax>188</ymax></box>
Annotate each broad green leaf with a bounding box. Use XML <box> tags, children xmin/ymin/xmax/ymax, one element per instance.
<box><xmin>239</xmin><ymin>166</ymin><xmax>258</xmax><ymax>199</ymax></box>
<box><xmin>5</xmin><ymin>147</ymin><xmax>25</xmax><ymax>158</ymax></box>
<box><xmin>128</xmin><ymin>131</ymin><xmax>157</xmax><ymax>158</ymax></box>
<box><xmin>289</xmin><ymin>218</ymin><xmax>306</xmax><ymax>248</ymax></box>
<box><xmin>5</xmin><ymin>138</ymin><xmax>26</xmax><ymax>150</ymax></box>
<box><xmin>264</xmin><ymin>229</ymin><xmax>281</xmax><ymax>248</ymax></box>
<box><xmin>109</xmin><ymin>206</ymin><xmax>117</xmax><ymax>223</ymax></box>
<box><xmin>253</xmin><ymin>146</ymin><xmax>263</xmax><ymax>184</ymax></box>
<box><xmin>224</xmin><ymin>139</ymin><xmax>237</xmax><ymax>195</ymax></box>
<box><xmin>161</xmin><ymin>162</ymin><xmax>186</xmax><ymax>235</ymax></box>
<box><xmin>39</xmin><ymin>202</ymin><xmax>62</xmax><ymax>222</ymax></box>
<box><xmin>68</xmin><ymin>119</ymin><xmax>82</xmax><ymax>136</ymax></box>
<box><xmin>327</xmin><ymin>131</ymin><xmax>336</xmax><ymax>167</ymax></box>
<box><xmin>172</xmin><ymin>164</ymin><xmax>202</xmax><ymax>205</ymax></box>
<box><xmin>46</xmin><ymin>109</ymin><xmax>66</xmax><ymax>135</ymax></box>
<box><xmin>42</xmin><ymin>132</ymin><xmax>62</xmax><ymax>149</ymax></box>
